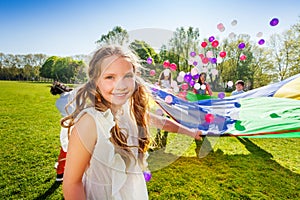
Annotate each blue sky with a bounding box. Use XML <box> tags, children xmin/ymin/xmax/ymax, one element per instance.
<box><xmin>0</xmin><ymin>0</ymin><xmax>299</xmax><ymax>56</ymax></box>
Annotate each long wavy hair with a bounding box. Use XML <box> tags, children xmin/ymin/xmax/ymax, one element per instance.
<box><xmin>61</xmin><ymin>45</ymin><xmax>150</xmax><ymax>168</ymax></box>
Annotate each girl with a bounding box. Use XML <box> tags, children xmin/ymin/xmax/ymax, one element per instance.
<box><xmin>194</xmin><ymin>72</ymin><xmax>213</xmax><ymax>96</ymax></box>
<box><xmin>62</xmin><ymin>45</ymin><xmax>201</xmax><ymax>199</ymax></box>
<box><xmin>158</xmin><ymin>68</ymin><xmax>173</xmax><ymax>89</ymax></box>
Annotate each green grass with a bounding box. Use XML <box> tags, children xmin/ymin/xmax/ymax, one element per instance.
<box><xmin>0</xmin><ymin>81</ymin><xmax>299</xmax><ymax>200</ymax></box>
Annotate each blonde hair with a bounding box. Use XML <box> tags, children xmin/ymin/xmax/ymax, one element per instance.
<box><xmin>62</xmin><ymin>45</ymin><xmax>150</xmax><ymax>167</ymax></box>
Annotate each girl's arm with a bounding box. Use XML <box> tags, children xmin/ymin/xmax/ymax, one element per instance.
<box><xmin>149</xmin><ymin>112</ymin><xmax>202</xmax><ymax>140</ymax></box>
<box><xmin>63</xmin><ymin>114</ymin><xmax>96</xmax><ymax>200</ymax></box>
<box><xmin>206</xmin><ymin>83</ymin><xmax>213</xmax><ymax>96</ymax></box>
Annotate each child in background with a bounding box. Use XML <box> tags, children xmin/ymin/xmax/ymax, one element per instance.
<box><xmin>50</xmin><ymin>81</ymin><xmax>75</xmax><ymax>182</ymax></box>
<box><xmin>231</xmin><ymin>80</ymin><xmax>245</xmax><ymax>96</ymax></box>
<box><xmin>194</xmin><ymin>72</ymin><xmax>213</xmax><ymax>96</ymax></box>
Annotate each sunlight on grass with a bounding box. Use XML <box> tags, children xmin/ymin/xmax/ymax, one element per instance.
<box><xmin>0</xmin><ymin>81</ymin><xmax>299</xmax><ymax>199</ymax></box>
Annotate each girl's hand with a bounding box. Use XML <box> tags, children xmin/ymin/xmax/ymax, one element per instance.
<box><xmin>194</xmin><ymin>129</ymin><xmax>203</xmax><ymax>140</ymax></box>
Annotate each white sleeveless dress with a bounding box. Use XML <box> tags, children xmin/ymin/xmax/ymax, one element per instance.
<box><xmin>77</xmin><ymin>105</ymin><xmax>148</xmax><ymax>200</ymax></box>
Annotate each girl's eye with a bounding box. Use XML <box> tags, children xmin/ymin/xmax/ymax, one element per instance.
<box><xmin>105</xmin><ymin>76</ymin><xmax>114</xmax><ymax>80</ymax></box>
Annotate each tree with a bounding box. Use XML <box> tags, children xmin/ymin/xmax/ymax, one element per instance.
<box><xmin>96</xmin><ymin>26</ymin><xmax>129</xmax><ymax>46</ymax></box>
<box><xmin>168</xmin><ymin>27</ymin><xmax>200</xmax><ymax>72</ymax></box>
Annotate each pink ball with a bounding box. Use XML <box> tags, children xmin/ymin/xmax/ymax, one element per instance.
<box><xmin>201</xmin><ymin>42</ymin><xmax>207</xmax><ymax>48</ymax></box>
<box><xmin>169</xmin><ymin>63</ymin><xmax>177</xmax><ymax>71</ymax></box>
<box><xmin>181</xmin><ymin>83</ymin><xmax>189</xmax><ymax>90</ymax></box>
<box><xmin>240</xmin><ymin>55</ymin><xmax>247</xmax><ymax>61</ymax></box>
<box><xmin>202</xmin><ymin>57</ymin><xmax>209</xmax><ymax>64</ymax></box>
<box><xmin>165</xmin><ymin>95</ymin><xmax>173</xmax><ymax>104</ymax></box>
<box><xmin>219</xmin><ymin>51</ymin><xmax>226</xmax><ymax>58</ymax></box>
<box><xmin>149</xmin><ymin>70</ymin><xmax>156</xmax><ymax>76</ymax></box>
<box><xmin>163</xmin><ymin>60</ymin><xmax>170</xmax><ymax>68</ymax></box>
<box><xmin>205</xmin><ymin>113</ymin><xmax>214</xmax><ymax>123</ymax></box>
<box><xmin>211</xmin><ymin>40</ymin><xmax>219</xmax><ymax>48</ymax></box>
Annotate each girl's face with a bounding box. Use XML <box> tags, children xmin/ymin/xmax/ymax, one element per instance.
<box><xmin>97</xmin><ymin>56</ymin><xmax>135</xmax><ymax>111</ymax></box>
<box><xmin>200</xmin><ymin>74</ymin><xmax>206</xmax><ymax>82</ymax></box>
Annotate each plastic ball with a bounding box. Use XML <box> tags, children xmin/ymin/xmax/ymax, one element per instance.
<box><xmin>149</xmin><ymin>70</ymin><xmax>156</xmax><ymax>76</ymax></box>
<box><xmin>270</xmin><ymin>18</ymin><xmax>279</xmax><ymax>26</ymax></box>
<box><xmin>231</xmin><ymin>19</ymin><xmax>237</xmax><ymax>26</ymax></box>
<box><xmin>258</xmin><ymin>39</ymin><xmax>265</xmax><ymax>45</ymax></box>
<box><xmin>173</xmin><ymin>86</ymin><xmax>179</xmax><ymax>93</ymax></box>
<box><xmin>256</xmin><ymin>32</ymin><xmax>263</xmax><ymax>37</ymax></box>
<box><xmin>217</xmin><ymin>23</ymin><xmax>224</xmax><ymax>30</ymax></box>
<box><xmin>219</xmin><ymin>51</ymin><xmax>226</xmax><ymax>58</ymax></box>
<box><xmin>179</xmin><ymin>71</ymin><xmax>186</xmax><ymax>77</ymax></box>
<box><xmin>205</xmin><ymin>113</ymin><xmax>214</xmax><ymax>123</ymax></box>
<box><xmin>206</xmin><ymin>51</ymin><xmax>213</xmax><ymax>58</ymax></box>
<box><xmin>169</xmin><ymin>63</ymin><xmax>177</xmax><ymax>71</ymax></box>
<box><xmin>194</xmin><ymin>83</ymin><xmax>200</xmax><ymax>90</ymax></box>
<box><xmin>181</xmin><ymin>83</ymin><xmax>189</xmax><ymax>90</ymax></box>
<box><xmin>177</xmin><ymin>75</ymin><xmax>184</xmax><ymax>83</ymax></box>
<box><xmin>191</xmin><ymin>67</ymin><xmax>199</xmax><ymax>76</ymax></box>
<box><xmin>193</xmin><ymin>73</ymin><xmax>200</xmax><ymax>80</ymax></box>
<box><xmin>184</xmin><ymin>73</ymin><xmax>192</xmax><ymax>83</ymax></box>
<box><xmin>190</xmin><ymin>51</ymin><xmax>196</xmax><ymax>57</ymax></box>
<box><xmin>234</xmin><ymin>102</ymin><xmax>241</xmax><ymax>108</ymax></box>
<box><xmin>218</xmin><ymin>92</ymin><xmax>225</xmax><ymax>99</ymax></box>
<box><xmin>163</xmin><ymin>60</ymin><xmax>170</xmax><ymax>68</ymax></box>
<box><xmin>199</xmin><ymin>53</ymin><xmax>205</xmax><ymax>59</ymax></box>
<box><xmin>227</xmin><ymin>81</ymin><xmax>233</xmax><ymax>87</ymax></box>
<box><xmin>201</xmin><ymin>42</ymin><xmax>207</xmax><ymax>48</ymax></box>
<box><xmin>208</xmin><ymin>36</ymin><xmax>215</xmax><ymax>42</ymax></box>
<box><xmin>193</xmin><ymin>61</ymin><xmax>198</xmax><ymax>66</ymax></box>
<box><xmin>210</xmin><ymin>58</ymin><xmax>217</xmax><ymax>64</ymax></box>
<box><xmin>189</xmin><ymin>80</ymin><xmax>196</xmax><ymax>87</ymax></box>
<box><xmin>240</xmin><ymin>55</ymin><xmax>247</xmax><ymax>61</ymax></box>
<box><xmin>147</xmin><ymin>57</ymin><xmax>153</xmax><ymax>64</ymax></box>
<box><xmin>200</xmin><ymin>84</ymin><xmax>206</xmax><ymax>90</ymax></box>
<box><xmin>238</xmin><ymin>43</ymin><xmax>245</xmax><ymax>49</ymax></box>
<box><xmin>229</xmin><ymin>32</ymin><xmax>235</xmax><ymax>39</ymax></box>
<box><xmin>143</xmin><ymin>171</ymin><xmax>152</xmax><ymax>182</ymax></box>
<box><xmin>211</xmin><ymin>40</ymin><xmax>219</xmax><ymax>48</ymax></box>
<box><xmin>165</xmin><ymin>95</ymin><xmax>173</xmax><ymax>104</ymax></box>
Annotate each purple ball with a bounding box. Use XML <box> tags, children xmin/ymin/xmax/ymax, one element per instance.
<box><xmin>258</xmin><ymin>39</ymin><xmax>265</xmax><ymax>45</ymax></box>
<box><xmin>189</xmin><ymin>80</ymin><xmax>196</xmax><ymax>87</ymax></box>
<box><xmin>147</xmin><ymin>57</ymin><xmax>153</xmax><ymax>64</ymax></box>
<box><xmin>209</xmin><ymin>36</ymin><xmax>215</xmax><ymax>42</ymax></box>
<box><xmin>270</xmin><ymin>18</ymin><xmax>279</xmax><ymax>26</ymax></box>
<box><xmin>193</xmin><ymin>74</ymin><xmax>200</xmax><ymax>80</ymax></box>
<box><xmin>218</xmin><ymin>92</ymin><xmax>225</xmax><ymax>99</ymax></box>
<box><xmin>184</xmin><ymin>73</ymin><xmax>192</xmax><ymax>83</ymax></box>
<box><xmin>190</xmin><ymin>51</ymin><xmax>196</xmax><ymax>57</ymax></box>
<box><xmin>211</xmin><ymin>58</ymin><xmax>217</xmax><ymax>64</ymax></box>
<box><xmin>238</xmin><ymin>43</ymin><xmax>245</xmax><ymax>49</ymax></box>
<box><xmin>143</xmin><ymin>171</ymin><xmax>152</xmax><ymax>182</ymax></box>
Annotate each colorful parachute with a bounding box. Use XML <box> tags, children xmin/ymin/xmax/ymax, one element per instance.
<box><xmin>149</xmin><ymin>73</ymin><xmax>300</xmax><ymax>138</ymax></box>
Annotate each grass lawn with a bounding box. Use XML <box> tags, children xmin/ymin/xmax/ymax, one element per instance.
<box><xmin>0</xmin><ymin>81</ymin><xmax>299</xmax><ymax>199</ymax></box>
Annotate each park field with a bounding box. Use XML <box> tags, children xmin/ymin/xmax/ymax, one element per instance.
<box><xmin>0</xmin><ymin>81</ymin><xmax>299</xmax><ymax>199</ymax></box>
